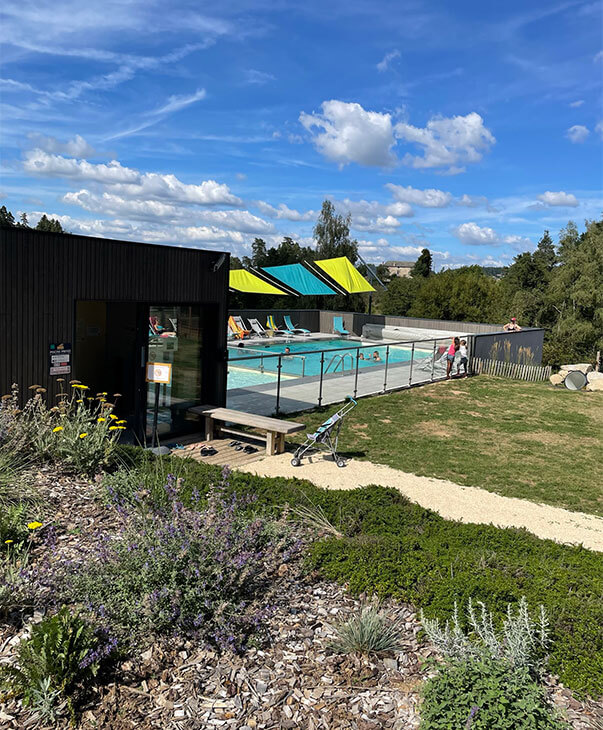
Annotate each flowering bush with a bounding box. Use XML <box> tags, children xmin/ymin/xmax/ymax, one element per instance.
<box><xmin>1</xmin><ymin>383</ymin><xmax>125</xmax><ymax>475</ymax></box>
<box><xmin>0</xmin><ymin>606</ymin><xmax>116</xmax><ymax>723</ymax></box>
<box><xmin>56</xmin><ymin>468</ymin><xmax>302</xmax><ymax>650</ymax></box>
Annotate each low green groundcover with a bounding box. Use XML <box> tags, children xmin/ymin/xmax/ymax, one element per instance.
<box><xmin>115</xmin><ymin>448</ymin><xmax>603</xmax><ymax>698</ymax></box>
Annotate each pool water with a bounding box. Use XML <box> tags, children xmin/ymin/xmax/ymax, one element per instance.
<box><xmin>228</xmin><ymin>338</ymin><xmax>414</xmax><ymax>380</ymax></box>
<box><xmin>227</xmin><ymin>366</ymin><xmax>280</xmax><ymax>390</ymax></box>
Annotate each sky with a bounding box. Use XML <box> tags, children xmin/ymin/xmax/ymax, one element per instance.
<box><xmin>1</xmin><ymin>0</ymin><xmax>602</xmax><ymax>270</ymax></box>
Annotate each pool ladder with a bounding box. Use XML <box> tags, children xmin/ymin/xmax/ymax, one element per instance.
<box><xmin>324</xmin><ymin>353</ymin><xmax>355</xmax><ymax>374</ymax></box>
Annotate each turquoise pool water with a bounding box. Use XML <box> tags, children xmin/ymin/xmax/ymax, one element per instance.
<box><xmin>227</xmin><ymin>366</ymin><xmax>280</xmax><ymax>390</ymax></box>
<box><xmin>228</xmin><ymin>338</ymin><xmax>414</xmax><ymax>380</ymax></box>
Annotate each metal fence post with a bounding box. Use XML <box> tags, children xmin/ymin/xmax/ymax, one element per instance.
<box><xmin>275</xmin><ymin>355</ymin><xmax>282</xmax><ymax>415</ymax></box>
<box><xmin>408</xmin><ymin>342</ymin><xmax>415</xmax><ymax>385</ymax></box>
<box><xmin>430</xmin><ymin>340</ymin><xmax>437</xmax><ymax>381</ymax></box>
<box><xmin>353</xmin><ymin>347</ymin><xmax>360</xmax><ymax>398</ymax></box>
<box><xmin>318</xmin><ymin>351</ymin><xmax>324</xmax><ymax>407</ymax></box>
<box><xmin>383</xmin><ymin>345</ymin><xmax>390</xmax><ymax>393</ymax></box>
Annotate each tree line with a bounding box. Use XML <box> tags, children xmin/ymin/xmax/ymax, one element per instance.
<box><xmin>1</xmin><ymin>206</ymin><xmax>65</xmax><ymax>232</ymax></box>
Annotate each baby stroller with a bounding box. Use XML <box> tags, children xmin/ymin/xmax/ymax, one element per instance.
<box><xmin>291</xmin><ymin>396</ymin><xmax>357</xmax><ymax>468</ymax></box>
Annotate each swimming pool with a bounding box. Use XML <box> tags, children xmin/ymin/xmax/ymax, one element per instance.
<box><xmin>228</xmin><ymin>338</ymin><xmax>414</xmax><ymax>378</ymax></box>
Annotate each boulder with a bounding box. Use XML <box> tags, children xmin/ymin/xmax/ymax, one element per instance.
<box><xmin>559</xmin><ymin>363</ymin><xmax>593</xmax><ymax>374</ymax></box>
<box><xmin>549</xmin><ymin>373</ymin><xmax>565</xmax><ymax>386</ymax></box>
<box><xmin>586</xmin><ymin>370</ymin><xmax>603</xmax><ymax>383</ymax></box>
<box><xmin>586</xmin><ymin>380</ymin><xmax>603</xmax><ymax>392</ymax></box>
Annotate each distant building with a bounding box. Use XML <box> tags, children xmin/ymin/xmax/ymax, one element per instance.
<box><xmin>384</xmin><ymin>260</ymin><xmax>415</xmax><ymax>278</ymax></box>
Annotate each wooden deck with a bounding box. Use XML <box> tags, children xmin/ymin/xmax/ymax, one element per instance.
<box><xmin>169</xmin><ymin>434</ymin><xmax>267</xmax><ymax>467</ymax></box>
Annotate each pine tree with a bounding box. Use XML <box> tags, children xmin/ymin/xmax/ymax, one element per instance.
<box><xmin>313</xmin><ymin>200</ymin><xmax>358</xmax><ymax>262</ymax></box>
<box><xmin>0</xmin><ymin>206</ymin><xmax>16</xmax><ymax>227</ymax></box>
<box><xmin>410</xmin><ymin>248</ymin><xmax>432</xmax><ymax>278</ymax></box>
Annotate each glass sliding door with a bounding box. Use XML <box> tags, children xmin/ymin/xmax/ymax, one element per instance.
<box><xmin>146</xmin><ymin>305</ymin><xmax>202</xmax><ymax>439</ymax></box>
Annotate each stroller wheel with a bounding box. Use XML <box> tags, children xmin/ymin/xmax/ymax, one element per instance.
<box><xmin>336</xmin><ymin>459</ymin><xmax>346</xmax><ymax>468</ymax></box>
<box><xmin>291</xmin><ymin>457</ymin><xmax>301</xmax><ymax>467</ymax></box>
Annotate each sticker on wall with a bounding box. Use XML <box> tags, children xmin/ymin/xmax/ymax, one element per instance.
<box><xmin>49</xmin><ymin>342</ymin><xmax>72</xmax><ymax>376</ymax></box>
<box><xmin>146</xmin><ymin>362</ymin><xmax>172</xmax><ymax>385</ymax></box>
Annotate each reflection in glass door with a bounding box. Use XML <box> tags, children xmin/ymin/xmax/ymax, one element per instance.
<box><xmin>146</xmin><ymin>305</ymin><xmax>202</xmax><ymax>439</ymax></box>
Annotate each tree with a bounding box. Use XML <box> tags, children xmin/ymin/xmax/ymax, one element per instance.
<box><xmin>35</xmin><ymin>214</ymin><xmax>64</xmax><ymax>232</ymax></box>
<box><xmin>532</xmin><ymin>230</ymin><xmax>556</xmax><ymax>272</ymax></box>
<box><xmin>230</xmin><ymin>256</ymin><xmax>243</xmax><ymax>269</ymax></box>
<box><xmin>17</xmin><ymin>212</ymin><xmax>29</xmax><ymax>228</ymax></box>
<box><xmin>411</xmin><ymin>248</ymin><xmax>432</xmax><ymax>278</ymax></box>
<box><xmin>313</xmin><ymin>200</ymin><xmax>358</xmax><ymax>262</ymax></box>
<box><xmin>380</xmin><ymin>276</ymin><xmax>420</xmax><ymax>316</ymax></box>
<box><xmin>0</xmin><ymin>206</ymin><xmax>16</xmax><ymax>227</ymax></box>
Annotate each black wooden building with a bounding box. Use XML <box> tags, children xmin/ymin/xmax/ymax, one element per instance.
<box><xmin>0</xmin><ymin>227</ymin><xmax>229</xmax><ymax>441</ymax></box>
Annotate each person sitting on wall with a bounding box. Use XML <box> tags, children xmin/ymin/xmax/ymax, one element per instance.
<box><xmin>503</xmin><ymin>317</ymin><xmax>522</xmax><ymax>332</ymax></box>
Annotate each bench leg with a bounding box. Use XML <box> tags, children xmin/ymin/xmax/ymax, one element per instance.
<box><xmin>266</xmin><ymin>431</ymin><xmax>276</xmax><ymax>456</ymax></box>
<box><xmin>204</xmin><ymin>416</ymin><xmax>214</xmax><ymax>442</ymax></box>
<box><xmin>276</xmin><ymin>433</ymin><xmax>285</xmax><ymax>454</ymax></box>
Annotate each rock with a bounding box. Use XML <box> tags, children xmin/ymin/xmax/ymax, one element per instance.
<box><xmin>549</xmin><ymin>373</ymin><xmax>565</xmax><ymax>386</ymax></box>
<box><xmin>586</xmin><ymin>380</ymin><xmax>603</xmax><ymax>392</ymax></box>
<box><xmin>587</xmin><ymin>370</ymin><xmax>603</xmax><ymax>383</ymax></box>
<box><xmin>559</xmin><ymin>363</ymin><xmax>593</xmax><ymax>374</ymax></box>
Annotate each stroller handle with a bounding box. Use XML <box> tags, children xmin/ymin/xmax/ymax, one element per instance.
<box><xmin>345</xmin><ymin>395</ymin><xmax>357</xmax><ymax>404</ymax></box>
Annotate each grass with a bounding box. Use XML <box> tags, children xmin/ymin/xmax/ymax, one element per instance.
<box><xmin>286</xmin><ymin>376</ymin><xmax>603</xmax><ymax>516</ymax></box>
<box><xmin>115</xmin><ymin>449</ymin><xmax>603</xmax><ymax>696</ymax></box>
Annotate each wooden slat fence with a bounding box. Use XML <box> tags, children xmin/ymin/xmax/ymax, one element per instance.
<box><xmin>470</xmin><ymin>357</ymin><xmax>552</xmax><ymax>382</ymax></box>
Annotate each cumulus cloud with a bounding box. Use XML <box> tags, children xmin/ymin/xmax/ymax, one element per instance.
<box><xmin>338</xmin><ymin>198</ymin><xmax>413</xmax><ymax>218</ymax></box>
<box><xmin>453</xmin><ymin>222</ymin><xmax>531</xmax><ymax>249</ymax></box>
<box><xmin>385</xmin><ymin>183</ymin><xmax>453</xmax><ymax>208</ymax></box>
<box><xmin>376</xmin><ymin>50</ymin><xmax>400</xmax><ymax>72</ymax></box>
<box><xmin>23</xmin><ymin>149</ymin><xmax>242</xmax><ymax>205</ymax></box>
<box><xmin>255</xmin><ymin>201</ymin><xmax>316</xmax><ymax>221</ymax></box>
<box><xmin>395</xmin><ymin>112</ymin><xmax>495</xmax><ymax>173</ymax></box>
<box><xmin>27</xmin><ymin>134</ymin><xmax>96</xmax><ymax>157</ymax></box>
<box><xmin>299</xmin><ymin>100</ymin><xmax>396</xmax><ymax>167</ymax></box>
<box><xmin>64</xmin><ymin>190</ymin><xmax>274</xmax><ymax>232</ymax></box>
<box><xmin>352</xmin><ymin>215</ymin><xmax>401</xmax><ymax>233</ymax></box>
<box><xmin>536</xmin><ymin>191</ymin><xmax>579</xmax><ymax>207</ymax></box>
<box><xmin>566</xmin><ymin>125</ymin><xmax>589</xmax><ymax>143</ymax></box>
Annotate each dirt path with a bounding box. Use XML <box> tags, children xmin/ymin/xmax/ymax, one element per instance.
<box><xmin>238</xmin><ymin>454</ymin><xmax>603</xmax><ymax>552</ymax></box>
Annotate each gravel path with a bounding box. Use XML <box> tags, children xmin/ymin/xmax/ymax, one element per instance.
<box><xmin>238</xmin><ymin>454</ymin><xmax>603</xmax><ymax>552</ymax></box>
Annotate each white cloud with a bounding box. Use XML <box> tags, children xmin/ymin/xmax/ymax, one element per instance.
<box><xmin>299</xmin><ymin>100</ymin><xmax>396</xmax><ymax>167</ymax></box>
<box><xmin>457</xmin><ymin>194</ymin><xmax>490</xmax><ymax>208</ymax></box>
<box><xmin>566</xmin><ymin>125</ymin><xmax>589</xmax><ymax>143</ymax></box>
<box><xmin>536</xmin><ymin>191</ymin><xmax>579</xmax><ymax>207</ymax></box>
<box><xmin>63</xmin><ymin>190</ymin><xmax>274</xmax><ymax>232</ymax></box>
<box><xmin>353</xmin><ymin>215</ymin><xmax>401</xmax><ymax>233</ymax></box>
<box><xmin>453</xmin><ymin>222</ymin><xmax>531</xmax><ymax>249</ymax></box>
<box><xmin>244</xmin><ymin>69</ymin><xmax>275</xmax><ymax>85</ymax></box>
<box><xmin>255</xmin><ymin>201</ymin><xmax>316</xmax><ymax>221</ymax></box>
<box><xmin>27</xmin><ymin>134</ymin><xmax>96</xmax><ymax>157</ymax></box>
<box><xmin>151</xmin><ymin>88</ymin><xmax>206</xmax><ymax>116</ymax></box>
<box><xmin>569</xmin><ymin>100</ymin><xmax>585</xmax><ymax>108</ymax></box>
<box><xmin>594</xmin><ymin>50</ymin><xmax>603</xmax><ymax>62</ymax></box>
<box><xmin>23</xmin><ymin>149</ymin><xmax>242</xmax><ymax>205</ymax></box>
<box><xmin>395</xmin><ymin>112</ymin><xmax>495</xmax><ymax>173</ymax></box>
<box><xmin>338</xmin><ymin>198</ymin><xmax>413</xmax><ymax>218</ymax></box>
<box><xmin>376</xmin><ymin>50</ymin><xmax>400</xmax><ymax>72</ymax></box>
<box><xmin>595</xmin><ymin>121</ymin><xmax>603</xmax><ymax>140</ymax></box>
<box><xmin>385</xmin><ymin>183</ymin><xmax>453</xmax><ymax>208</ymax></box>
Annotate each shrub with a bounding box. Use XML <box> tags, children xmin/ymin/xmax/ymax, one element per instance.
<box><xmin>420</xmin><ymin>658</ymin><xmax>569</xmax><ymax>730</ymax></box>
<box><xmin>2</xmin><ymin>383</ymin><xmax>124</xmax><ymax>476</ymax></box>
<box><xmin>421</xmin><ymin>597</ymin><xmax>550</xmax><ymax>674</ymax></box>
<box><xmin>0</xmin><ymin>503</ymin><xmax>30</xmax><ymax>545</ymax></box>
<box><xmin>0</xmin><ymin>606</ymin><xmax>116</xmax><ymax>722</ymax></box>
<box><xmin>57</xmin><ymin>469</ymin><xmax>302</xmax><ymax>650</ymax></box>
<box><xmin>330</xmin><ymin>603</ymin><xmax>405</xmax><ymax>655</ymax></box>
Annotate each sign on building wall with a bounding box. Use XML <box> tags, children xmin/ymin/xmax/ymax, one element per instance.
<box><xmin>49</xmin><ymin>343</ymin><xmax>71</xmax><ymax>375</ymax></box>
<box><xmin>146</xmin><ymin>362</ymin><xmax>172</xmax><ymax>384</ymax></box>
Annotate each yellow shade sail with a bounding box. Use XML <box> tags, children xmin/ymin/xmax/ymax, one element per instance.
<box><xmin>229</xmin><ymin>269</ymin><xmax>288</xmax><ymax>295</ymax></box>
<box><xmin>314</xmin><ymin>257</ymin><xmax>376</xmax><ymax>294</ymax></box>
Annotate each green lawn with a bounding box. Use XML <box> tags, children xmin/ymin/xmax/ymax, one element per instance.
<box><xmin>287</xmin><ymin>376</ymin><xmax>603</xmax><ymax>516</ymax></box>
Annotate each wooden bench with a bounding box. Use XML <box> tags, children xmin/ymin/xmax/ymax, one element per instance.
<box><xmin>188</xmin><ymin>405</ymin><xmax>305</xmax><ymax>455</ymax></box>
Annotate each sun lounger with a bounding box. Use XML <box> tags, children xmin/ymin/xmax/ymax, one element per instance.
<box><xmin>283</xmin><ymin>314</ymin><xmax>310</xmax><ymax>335</ymax></box>
<box><xmin>248</xmin><ymin>318</ymin><xmax>269</xmax><ymax>337</ymax></box>
<box><xmin>266</xmin><ymin>315</ymin><xmax>288</xmax><ymax>335</ymax></box>
<box><xmin>228</xmin><ymin>315</ymin><xmax>249</xmax><ymax>339</ymax></box>
<box><xmin>233</xmin><ymin>315</ymin><xmax>252</xmax><ymax>336</ymax></box>
<box><xmin>333</xmin><ymin>316</ymin><xmax>349</xmax><ymax>336</ymax></box>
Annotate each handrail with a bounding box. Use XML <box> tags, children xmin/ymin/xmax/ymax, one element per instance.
<box><xmin>324</xmin><ymin>352</ymin><xmax>355</xmax><ymax>374</ymax></box>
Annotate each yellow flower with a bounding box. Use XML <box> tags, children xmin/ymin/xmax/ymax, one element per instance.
<box><xmin>109</xmin><ymin>414</ymin><xmax>118</xmax><ymax>420</ymax></box>
<box><xmin>117</xmin><ymin>426</ymin><xmax>126</xmax><ymax>430</ymax></box>
<box><xmin>99</xmin><ymin>398</ymin><xmax>107</xmax><ymax>402</ymax></box>
<box><xmin>109</xmin><ymin>425</ymin><xmax>118</xmax><ymax>431</ymax></box>
<box><xmin>27</xmin><ymin>522</ymin><xmax>43</xmax><ymax>530</ymax></box>
<box><xmin>116</xmin><ymin>420</ymin><xmax>127</xmax><ymax>424</ymax></box>
<box><xmin>72</xmin><ymin>384</ymin><xmax>89</xmax><ymax>390</ymax></box>
<box><xmin>5</xmin><ymin>539</ymin><xmax>13</xmax><ymax>544</ymax></box>
<box><xmin>52</xmin><ymin>426</ymin><xmax>63</xmax><ymax>433</ymax></box>
<box><xmin>97</xmin><ymin>417</ymin><xmax>106</xmax><ymax>422</ymax></box>
<box><xmin>79</xmin><ymin>432</ymin><xmax>88</xmax><ymax>439</ymax></box>
<box><xmin>76</xmin><ymin>399</ymin><xmax>83</xmax><ymax>403</ymax></box>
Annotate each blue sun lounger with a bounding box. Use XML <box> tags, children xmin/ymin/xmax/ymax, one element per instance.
<box><xmin>283</xmin><ymin>314</ymin><xmax>310</xmax><ymax>335</ymax></box>
<box><xmin>333</xmin><ymin>316</ymin><xmax>349</xmax><ymax>336</ymax></box>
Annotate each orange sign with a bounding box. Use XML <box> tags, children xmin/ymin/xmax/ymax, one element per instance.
<box><xmin>146</xmin><ymin>362</ymin><xmax>172</xmax><ymax>384</ymax></box>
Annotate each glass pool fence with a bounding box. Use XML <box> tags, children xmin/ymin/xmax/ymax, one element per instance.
<box><xmin>228</xmin><ymin>335</ymin><xmax>474</xmax><ymax>415</ymax></box>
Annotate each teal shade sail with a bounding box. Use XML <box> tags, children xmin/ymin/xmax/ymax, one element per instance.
<box><xmin>261</xmin><ymin>263</ymin><xmax>336</xmax><ymax>295</ymax></box>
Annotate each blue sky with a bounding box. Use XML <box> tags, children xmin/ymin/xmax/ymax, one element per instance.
<box><xmin>1</xmin><ymin>0</ymin><xmax>602</xmax><ymax>268</ymax></box>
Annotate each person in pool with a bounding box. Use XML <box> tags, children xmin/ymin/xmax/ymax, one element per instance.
<box><xmin>283</xmin><ymin>346</ymin><xmax>291</xmax><ymax>355</ymax></box>
<box><xmin>372</xmin><ymin>350</ymin><xmax>381</xmax><ymax>362</ymax></box>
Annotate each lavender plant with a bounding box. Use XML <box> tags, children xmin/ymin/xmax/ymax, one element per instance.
<box><xmin>55</xmin><ymin>468</ymin><xmax>302</xmax><ymax>650</ymax></box>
